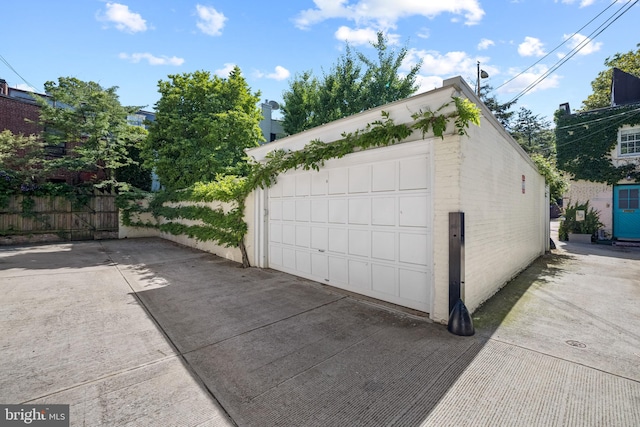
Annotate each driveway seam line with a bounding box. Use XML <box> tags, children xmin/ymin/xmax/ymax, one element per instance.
<box><xmin>100</xmin><ymin>242</ymin><xmax>240</xmax><ymax>427</ymax></box>
<box><xmin>180</xmin><ymin>295</ymin><xmax>348</xmax><ymax>356</ymax></box>
<box><xmin>487</xmin><ymin>336</ymin><xmax>640</xmax><ymax>384</ymax></box>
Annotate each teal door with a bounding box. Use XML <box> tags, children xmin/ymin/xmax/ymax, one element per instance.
<box><xmin>613</xmin><ymin>185</ymin><xmax>640</xmax><ymax>240</ymax></box>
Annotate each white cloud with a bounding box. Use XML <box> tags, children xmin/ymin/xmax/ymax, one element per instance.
<box><xmin>477</xmin><ymin>38</ymin><xmax>494</xmax><ymax>50</ymax></box>
<box><xmin>215</xmin><ymin>63</ymin><xmax>237</xmax><ymax>78</ymax></box>
<box><xmin>335</xmin><ymin>26</ymin><xmax>378</xmax><ymax>45</ymax></box>
<box><xmin>413</xmin><ymin>75</ymin><xmax>443</xmax><ymax>94</ymax></box>
<box><xmin>417</xmin><ymin>27</ymin><xmax>430</xmax><ymax>39</ymax></box>
<box><xmin>196</xmin><ymin>4</ymin><xmax>227</xmax><ymax>36</ymax></box>
<box><xmin>98</xmin><ymin>2</ymin><xmax>148</xmax><ymax>33</ymax></box>
<box><xmin>556</xmin><ymin>0</ymin><xmax>595</xmax><ymax>7</ymax></box>
<box><xmin>404</xmin><ymin>48</ymin><xmax>498</xmax><ymax>94</ymax></box>
<box><xmin>496</xmin><ymin>64</ymin><xmax>561</xmax><ymax>95</ymax></box>
<box><xmin>518</xmin><ymin>36</ymin><xmax>546</xmax><ymax>57</ymax></box>
<box><xmin>294</xmin><ymin>0</ymin><xmax>485</xmax><ymax>30</ymax></box>
<box><xmin>267</xmin><ymin>66</ymin><xmax>291</xmax><ymax>81</ymax></box>
<box><xmin>563</xmin><ymin>33</ymin><xmax>602</xmax><ymax>55</ymax></box>
<box><xmin>406</xmin><ymin>48</ymin><xmax>482</xmax><ymax>76</ymax></box>
<box><xmin>119</xmin><ymin>53</ymin><xmax>184</xmax><ymax>66</ymax></box>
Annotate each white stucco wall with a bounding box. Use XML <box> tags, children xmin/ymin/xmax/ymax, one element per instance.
<box><xmin>119</xmin><ymin>194</ymin><xmax>256</xmax><ymax>266</ymax></box>
<box><xmin>430</xmin><ymin>93</ymin><xmax>547</xmax><ymax>322</ymax></box>
<box><xmin>563</xmin><ymin>180</ymin><xmax>613</xmax><ymax>235</ymax></box>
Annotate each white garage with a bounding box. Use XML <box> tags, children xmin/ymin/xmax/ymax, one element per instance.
<box><xmin>267</xmin><ymin>141</ymin><xmax>432</xmax><ymax>312</ymax></box>
<box><xmin>248</xmin><ymin>77</ymin><xmax>549</xmax><ymax>323</ymax></box>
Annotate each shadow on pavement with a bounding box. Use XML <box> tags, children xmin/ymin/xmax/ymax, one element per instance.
<box><xmin>103</xmin><ymin>238</ymin><xmax>569</xmax><ymax>426</ymax></box>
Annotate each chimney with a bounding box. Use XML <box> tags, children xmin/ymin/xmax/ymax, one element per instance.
<box><xmin>0</xmin><ymin>79</ymin><xmax>8</xmax><ymax>96</ymax></box>
<box><xmin>558</xmin><ymin>102</ymin><xmax>571</xmax><ymax>115</ymax></box>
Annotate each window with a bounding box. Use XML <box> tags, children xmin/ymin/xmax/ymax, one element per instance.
<box><xmin>618</xmin><ymin>188</ymin><xmax>639</xmax><ymax>210</ymax></box>
<box><xmin>619</xmin><ymin>127</ymin><xmax>640</xmax><ymax>156</ymax></box>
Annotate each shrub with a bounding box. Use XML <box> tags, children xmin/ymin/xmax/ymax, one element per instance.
<box><xmin>558</xmin><ymin>200</ymin><xmax>603</xmax><ymax>241</ymax></box>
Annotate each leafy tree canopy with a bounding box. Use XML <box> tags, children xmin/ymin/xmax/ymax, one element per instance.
<box><xmin>145</xmin><ymin>67</ymin><xmax>263</xmax><ymax>190</ymax></box>
<box><xmin>479</xmin><ymin>84</ymin><xmax>516</xmax><ymax>131</ymax></box>
<box><xmin>36</xmin><ymin>77</ymin><xmax>145</xmax><ymax>188</ymax></box>
<box><xmin>282</xmin><ymin>31</ymin><xmax>422</xmax><ymax>135</ymax></box>
<box><xmin>581</xmin><ymin>44</ymin><xmax>640</xmax><ymax>111</ymax></box>
<box><xmin>511</xmin><ymin>107</ymin><xmax>556</xmax><ymax>157</ymax></box>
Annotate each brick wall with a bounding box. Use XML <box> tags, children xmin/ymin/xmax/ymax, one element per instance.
<box><xmin>0</xmin><ymin>95</ymin><xmax>42</xmax><ymax>136</ymax></box>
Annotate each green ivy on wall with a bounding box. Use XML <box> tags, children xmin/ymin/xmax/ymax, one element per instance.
<box><xmin>118</xmin><ymin>97</ymin><xmax>481</xmax><ymax>268</ymax></box>
<box><xmin>555</xmin><ymin>104</ymin><xmax>640</xmax><ymax>185</ymax></box>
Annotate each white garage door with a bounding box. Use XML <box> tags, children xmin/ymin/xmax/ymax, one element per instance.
<box><xmin>267</xmin><ymin>141</ymin><xmax>432</xmax><ymax>313</ymax></box>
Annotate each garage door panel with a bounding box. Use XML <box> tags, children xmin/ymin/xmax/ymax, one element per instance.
<box><xmin>296</xmin><ymin>251</ymin><xmax>312</xmax><ymax>274</ymax></box>
<box><xmin>270</xmin><ymin>223</ymin><xmax>282</xmax><ymax>243</ymax></box>
<box><xmin>349</xmin><ymin>229</ymin><xmax>370</xmax><ymax>257</ymax></box>
<box><xmin>283</xmin><ymin>248</ymin><xmax>296</xmax><ymax>269</ymax></box>
<box><xmin>295</xmin><ymin>200</ymin><xmax>310</xmax><ymax>222</ymax></box>
<box><xmin>295</xmin><ymin>226</ymin><xmax>310</xmax><ymax>248</ymax></box>
<box><xmin>270</xmin><ymin>245</ymin><xmax>283</xmax><ymax>267</ymax></box>
<box><xmin>372</xmin><ymin>264</ymin><xmax>396</xmax><ymax>295</ymax></box>
<box><xmin>282</xmin><ymin>201</ymin><xmax>295</xmax><ymax>221</ymax></box>
<box><xmin>372</xmin><ymin>231</ymin><xmax>395</xmax><ymax>261</ymax></box>
<box><xmin>328</xmin><ymin>199</ymin><xmax>348</xmax><ymax>224</ymax></box>
<box><xmin>399</xmin><ymin>269</ymin><xmax>430</xmax><ymax>304</ymax></box>
<box><xmin>311</xmin><ymin>227</ymin><xmax>328</xmax><ymax>250</ymax></box>
<box><xmin>270</xmin><ymin>200</ymin><xmax>282</xmax><ymax>221</ymax></box>
<box><xmin>399</xmin><ymin>157</ymin><xmax>428</xmax><ymax>190</ymax></box>
<box><xmin>328</xmin><ymin>228</ymin><xmax>347</xmax><ymax>253</ymax></box>
<box><xmin>311</xmin><ymin>199</ymin><xmax>328</xmax><ymax>223</ymax></box>
<box><xmin>348</xmin><ymin>260</ymin><xmax>370</xmax><ymax>289</ymax></box>
<box><xmin>372</xmin><ymin>162</ymin><xmax>396</xmax><ymax>192</ymax></box>
<box><xmin>349</xmin><ymin>198</ymin><xmax>370</xmax><ymax>225</ymax></box>
<box><xmin>282</xmin><ymin>225</ymin><xmax>295</xmax><ymax>245</ymax></box>
<box><xmin>311</xmin><ymin>171</ymin><xmax>328</xmax><ymax>195</ymax></box>
<box><xmin>372</xmin><ymin>197</ymin><xmax>396</xmax><ymax>226</ymax></box>
<box><xmin>282</xmin><ymin>175</ymin><xmax>295</xmax><ymax>197</ymax></box>
<box><xmin>296</xmin><ymin>174</ymin><xmax>310</xmax><ymax>196</ymax></box>
<box><xmin>329</xmin><ymin>169</ymin><xmax>348</xmax><ymax>194</ymax></box>
<box><xmin>399</xmin><ymin>233</ymin><xmax>429</xmax><ymax>266</ymax></box>
<box><xmin>329</xmin><ymin>257</ymin><xmax>348</xmax><ymax>284</ymax></box>
<box><xmin>399</xmin><ymin>196</ymin><xmax>429</xmax><ymax>227</ymax></box>
<box><xmin>349</xmin><ymin>165</ymin><xmax>371</xmax><ymax>193</ymax></box>
<box><xmin>311</xmin><ymin>253</ymin><xmax>328</xmax><ymax>279</ymax></box>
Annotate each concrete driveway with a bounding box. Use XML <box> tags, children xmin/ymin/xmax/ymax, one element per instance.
<box><xmin>1</xmin><ymin>229</ymin><xmax>639</xmax><ymax>426</ymax></box>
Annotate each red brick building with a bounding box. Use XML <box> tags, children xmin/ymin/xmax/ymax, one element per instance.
<box><xmin>0</xmin><ymin>79</ymin><xmax>99</xmax><ymax>184</ymax></box>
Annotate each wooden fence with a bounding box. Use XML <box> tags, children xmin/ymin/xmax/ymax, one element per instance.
<box><xmin>0</xmin><ymin>192</ymin><xmax>119</xmax><ymax>245</ymax></box>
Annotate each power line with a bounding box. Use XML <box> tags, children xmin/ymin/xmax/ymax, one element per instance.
<box><xmin>0</xmin><ymin>53</ymin><xmax>38</xmax><ymax>92</ymax></box>
<box><xmin>505</xmin><ymin>0</ymin><xmax>638</xmax><ymax>104</ymax></box>
<box><xmin>493</xmin><ymin>0</ymin><xmax>621</xmax><ymax>93</ymax></box>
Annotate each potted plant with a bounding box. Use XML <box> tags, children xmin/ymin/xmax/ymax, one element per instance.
<box><xmin>558</xmin><ymin>201</ymin><xmax>603</xmax><ymax>243</ymax></box>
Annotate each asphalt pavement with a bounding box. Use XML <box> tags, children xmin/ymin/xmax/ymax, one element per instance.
<box><xmin>1</xmin><ymin>223</ymin><xmax>639</xmax><ymax>426</ymax></box>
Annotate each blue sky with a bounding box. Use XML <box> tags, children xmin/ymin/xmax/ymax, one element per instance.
<box><xmin>1</xmin><ymin>0</ymin><xmax>637</xmax><ymax>122</ymax></box>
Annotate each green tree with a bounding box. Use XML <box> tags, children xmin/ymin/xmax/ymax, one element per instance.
<box><xmin>36</xmin><ymin>77</ymin><xmax>142</xmax><ymax>188</ymax></box>
<box><xmin>581</xmin><ymin>45</ymin><xmax>640</xmax><ymax>111</ymax></box>
<box><xmin>479</xmin><ymin>84</ymin><xmax>516</xmax><ymax>130</ymax></box>
<box><xmin>115</xmin><ymin>126</ymin><xmax>152</xmax><ymax>191</ymax></box>
<box><xmin>0</xmin><ymin>130</ymin><xmax>47</xmax><ymax>187</ymax></box>
<box><xmin>511</xmin><ymin>107</ymin><xmax>555</xmax><ymax>156</ymax></box>
<box><xmin>281</xmin><ymin>71</ymin><xmax>320</xmax><ymax>135</ymax></box>
<box><xmin>357</xmin><ymin>32</ymin><xmax>422</xmax><ymax>109</ymax></box>
<box><xmin>282</xmin><ymin>31</ymin><xmax>421</xmax><ymax>135</ymax></box>
<box><xmin>145</xmin><ymin>67</ymin><xmax>263</xmax><ymax>190</ymax></box>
